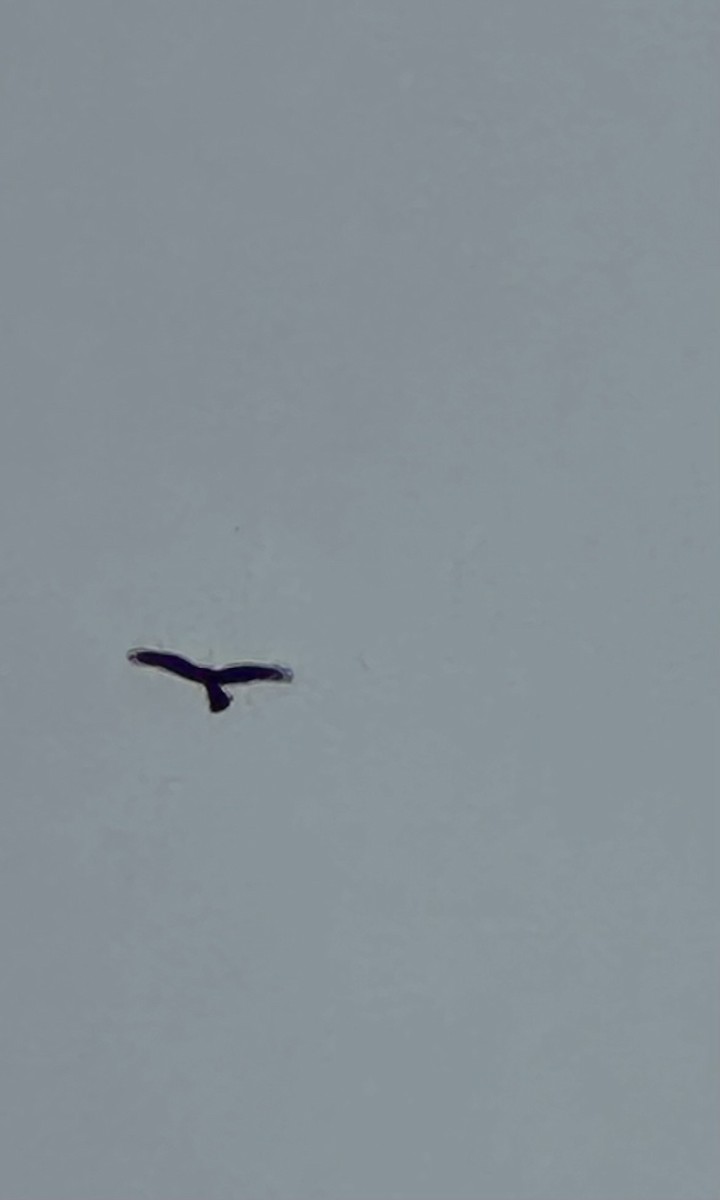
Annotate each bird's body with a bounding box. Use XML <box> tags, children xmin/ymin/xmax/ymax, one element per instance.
<box><xmin>127</xmin><ymin>648</ymin><xmax>293</xmax><ymax>712</ymax></box>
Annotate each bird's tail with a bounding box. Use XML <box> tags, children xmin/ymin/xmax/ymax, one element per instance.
<box><xmin>205</xmin><ymin>682</ymin><xmax>232</xmax><ymax>713</ymax></box>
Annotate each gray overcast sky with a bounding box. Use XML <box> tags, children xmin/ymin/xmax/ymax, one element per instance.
<box><xmin>1</xmin><ymin>2</ymin><xmax>717</xmax><ymax>1198</ymax></box>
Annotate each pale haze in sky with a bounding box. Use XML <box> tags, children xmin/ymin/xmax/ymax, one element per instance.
<box><xmin>0</xmin><ymin>3</ymin><xmax>716</xmax><ymax>1198</ymax></box>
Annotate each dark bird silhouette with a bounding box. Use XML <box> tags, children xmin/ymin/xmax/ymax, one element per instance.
<box><xmin>127</xmin><ymin>648</ymin><xmax>293</xmax><ymax>712</ymax></box>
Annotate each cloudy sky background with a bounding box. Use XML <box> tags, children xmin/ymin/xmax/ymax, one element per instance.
<box><xmin>1</xmin><ymin>2</ymin><xmax>716</xmax><ymax>1197</ymax></box>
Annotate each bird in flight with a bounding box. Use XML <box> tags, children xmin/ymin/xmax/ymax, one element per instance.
<box><xmin>127</xmin><ymin>648</ymin><xmax>294</xmax><ymax>712</ymax></box>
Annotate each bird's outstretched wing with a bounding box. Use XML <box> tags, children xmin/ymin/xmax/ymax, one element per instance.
<box><xmin>127</xmin><ymin>648</ymin><xmax>207</xmax><ymax>683</ymax></box>
<box><xmin>217</xmin><ymin>663</ymin><xmax>294</xmax><ymax>685</ymax></box>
